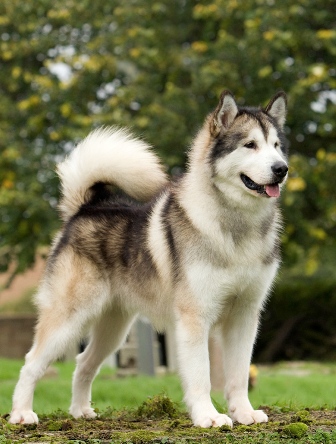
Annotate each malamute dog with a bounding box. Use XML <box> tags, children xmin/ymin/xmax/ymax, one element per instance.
<box><xmin>10</xmin><ymin>91</ymin><xmax>288</xmax><ymax>428</ymax></box>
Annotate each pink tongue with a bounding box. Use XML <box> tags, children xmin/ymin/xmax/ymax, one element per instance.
<box><xmin>265</xmin><ymin>184</ymin><xmax>280</xmax><ymax>198</ymax></box>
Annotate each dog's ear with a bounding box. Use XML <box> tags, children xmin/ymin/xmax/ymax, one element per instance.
<box><xmin>265</xmin><ymin>92</ymin><xmax>287</xmax><ymax>129</ymax></box>
<box><xmin>211</xmin><ymin>90</ymin><xmax>238</xmax><ymax>136</ymax></box>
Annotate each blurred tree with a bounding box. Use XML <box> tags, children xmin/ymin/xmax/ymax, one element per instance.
<box><xmin>0</xmin><ymin>0</ymin><xmax>335</xmax><ymax>282</ymax></box>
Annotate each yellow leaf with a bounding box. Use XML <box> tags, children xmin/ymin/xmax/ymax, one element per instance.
<box><xmin>18</xmin><ymin>95</ymin><xmax>40</xmax><ymax>111</ymax></box>
<box><xmin>128</xmin><ymin>28</ymin><xmax>139</xmax><ymax>38</ymax></box>
<box><xmin>258</xmin><ymin>66</ymin><xmax>272</xmax><ymax>78</ymax></box>
<box><xmin>113</xmin><ymin>7</ymin><xmax>123</xmax><ymax>16</ymax></box>
<box><xmin>191</xmin><ymin>41</ymin><xmax>208</xmax><ymax>53</ymax></box>
<box><xmin>245</xmin><ymin>18</ymin><xmax>261</xmax><ymax>29</ymax></box>
<box><xmin>0</xmin><ymin>16</ymin><xmax>9</xmax><ymax>25</ymax></box>
<box><xmin>305</xmin><ymin>257</ymin><xmax>318</xmax><ymax>276</ymax></box>
<box><xmin>263</xmin><ymin>31</ymin><xmax>275</xmax><ymax>41</ymax></box>
<box><xmin>309</xmin><ymin>227</ymin><xmax>327</xmax><ymax>240</ymax></box>
<box><xmin>12</xmin><ymin>67</ymin><xmax>22</xmax><ymax>78</ymax></box>
<box><xmin>136</xmin><ymin>116</ymin><xmax>150</xmax><ymax>128</ymax></box>
<box><xmin>286</xmin><ymin>177</ymin><xmax>306</xmax><ymax>192</ymax></box>
<box><xmin>49</xmin><ymin>131</ymin><xmax>60</xmax><ymax>141</ymax></box>
<box><xmin>24</xmin><ymin>72</ymin><xmax>33</xmax><ymax>83</ymax></box>
<box><xmin>316</xmin><ymin>149</ymin><xmax>326</xmax><ymax>160</ymax></box>
<box><xmin>193</xmin><ymin>4</ymin><xmax>219</xmax><ymax>19</ymax></box>
<box><xmin>326</xmin><ymin>152</ymin><xmax>336</xmax><ymax>162</ymax></box>
<box><xmin>60</xmin><ymin>103</ymin><xmax>72</xmax><ymax>118</ymax></box>
<box><xmin>35</xmin><ymin>75</ymin><xmax>54</xmax><ymax>89</ymax></box>
<box><xmin>317</xmin><ymin>29</ymin><xmax>336</xmax><ymax>40</ymax></box>
<box><xmin>2</xmin><ymin>50</ymin><xmax>13</xmax><ymax>60</ymax></box>
<box><xmin>47</xmin><ymin>9</ymin><xmax>70</xmax><ymax>19</ymax></box>
<box><xmin>2</xmin><ymin>179</ymin><xmax>14</xmax><ymax>189</ymax></box>
<box><xmin>129</xmin><ymin>48</ymin><xmax>141</xmax><ymax>58</ymax></box>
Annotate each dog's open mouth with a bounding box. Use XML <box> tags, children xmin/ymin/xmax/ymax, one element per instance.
<box><xmin>240</xmin><ymin>174</ymin><xmax>281</xmax><ymax>198</ymax></box>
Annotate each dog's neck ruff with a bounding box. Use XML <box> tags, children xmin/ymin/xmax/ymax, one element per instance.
<box><xmin>178</xmin><ymin>165</ymin><xmax>277</xmax><ymax>246</ymax></box>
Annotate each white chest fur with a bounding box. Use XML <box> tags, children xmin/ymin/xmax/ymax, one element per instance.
<box><xmin>183</xmin><ymin>220</ymin><xmax>280</xmax><ymax>320</ymax></box>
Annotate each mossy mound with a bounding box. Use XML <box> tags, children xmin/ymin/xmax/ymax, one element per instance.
<box><xmin>136</xmin><ymin>394</ymin><xmax>179</xmax><ymax>419</ymax></box>
<box><xmin>283</xmin><ymin>422</ymin><xmax>309</xmax><ymax>438</ymax></box>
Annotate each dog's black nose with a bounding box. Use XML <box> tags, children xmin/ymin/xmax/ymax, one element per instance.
<box><xmin>271</xmin><ymin>162</ymin><xmax>288</xmax><ymax>179</ymax></box>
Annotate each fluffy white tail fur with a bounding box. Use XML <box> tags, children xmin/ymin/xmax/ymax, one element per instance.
<box><xmin>57</xmin><ymin>127</ymin><xmax>168</xmax><ymax>221</ymax></box>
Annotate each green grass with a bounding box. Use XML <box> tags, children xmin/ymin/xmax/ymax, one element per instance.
<box><xmin>249</xmin><ymin>361</ymin><xmax>336</xmax><ymax>410</ymax></box>
<box><xmin>0</xmin><ymin>360</ymin><xmax>335</xmax><ymax>443</ymax></box>
<box><xmin>0</xmin><ymin>359</ymin><xmax>184</xmax><ymax>414</ymax></box>
<box><xmin>1</xmin><ymin>360</ymin><xmax>336</xmax><ymax>415</ymax></box>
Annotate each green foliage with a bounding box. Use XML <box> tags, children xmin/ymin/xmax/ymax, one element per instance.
<box><xmin>282</xmin><ymin>150</ymin><xmax>336</xmax><ymax>277</ymax></box>
<box><xmin>0</xmin><ymin>0</ymin><xmax>335</xmax><ymax>285</ymax></box>
<box><xmin>255</xmin><ymin>275</ymin><xmax>336</xmax><ymax>361</ymax></box>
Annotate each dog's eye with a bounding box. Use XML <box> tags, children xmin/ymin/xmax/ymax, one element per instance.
<box><xmin>274</xmin><ymin>141</ymin><xmax>279</xmax><ymax>148</ymax></box>
<box><xmin>244</xmin><ymin>141</ymin><xmax>256</xmax><ymax>149</ymax></box>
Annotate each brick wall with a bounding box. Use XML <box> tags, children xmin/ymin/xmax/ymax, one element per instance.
<box><xmin>0</xmin><ymin>315</ymin><xmax>36</xmax><ymax>359</ymax></box>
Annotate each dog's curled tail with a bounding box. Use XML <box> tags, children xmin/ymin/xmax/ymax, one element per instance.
<box><xmin>57</xmin><ymin>127</ymin><xmax>168</xmax><ymax>221</ymax></box>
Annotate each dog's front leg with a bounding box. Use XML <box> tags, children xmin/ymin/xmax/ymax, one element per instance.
<box><xmin>221</xmin><ymin>303</ymin><xmax>268</xmax><ymax>425</ymax></box>
<box><xmin>175</xmin><ymin>310</ymin><xmax>233</xmax><ymax>428</ymax></box>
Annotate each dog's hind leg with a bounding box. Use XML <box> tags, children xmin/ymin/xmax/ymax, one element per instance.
<box><xmin>69</xmin><ymin>306</ymin><xmax>134</xmax><ymax>419</ymax></box>
<box><xmin>9</xmin><ymin>305</ymin><xmax>90</xmax><ymax>424</ymax></box>
<box><xmin>9</xmin><ymin>256</ymin><xmax>110</xmax><ymax>425</ymax></box>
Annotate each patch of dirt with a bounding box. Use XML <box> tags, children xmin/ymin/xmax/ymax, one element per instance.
<box><xmin>263</xmin><ymin>406</ymin><xmax>336</xmax><ymax>432</ymax></box>
<box><xmin>1</xmin><ymin>403</ymin><xmax>336</xmax><ymax>443</ymax></box>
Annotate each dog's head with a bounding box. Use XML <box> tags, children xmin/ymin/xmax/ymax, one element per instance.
<box><xmin>207</xmin><ymin>91</ymin><xmax>288</xmax><ymax>201</ymax></box>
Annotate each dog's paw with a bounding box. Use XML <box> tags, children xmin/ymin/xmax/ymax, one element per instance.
<box><xmin>230</xmin><ymin>409</ymin><xmax>268</xmax><ymax>425</ymax></box>
<box><xmin>9</xmin><ymin>410</ymin><xmax>39</xmax><ymax>424</ymax></box>
<box><xmin>69</xmin><ymin>406</ymin><xmax>97</xmax><ymax>419</ymax></box>
<box><xmin>194</xmin><ymin>413</ymin><xmax>233</xmax><ymax>428</ymax></box>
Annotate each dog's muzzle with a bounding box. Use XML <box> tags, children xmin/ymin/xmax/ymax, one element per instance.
<box><xmin>271</xmin><ymin>161</ymin><xmax>288</xmax><ymax>180</ymax></box>
<box><xmin>241</xmin><ymin>161</ymin><xmax>288</xmax><ymax>198</ymax></box>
